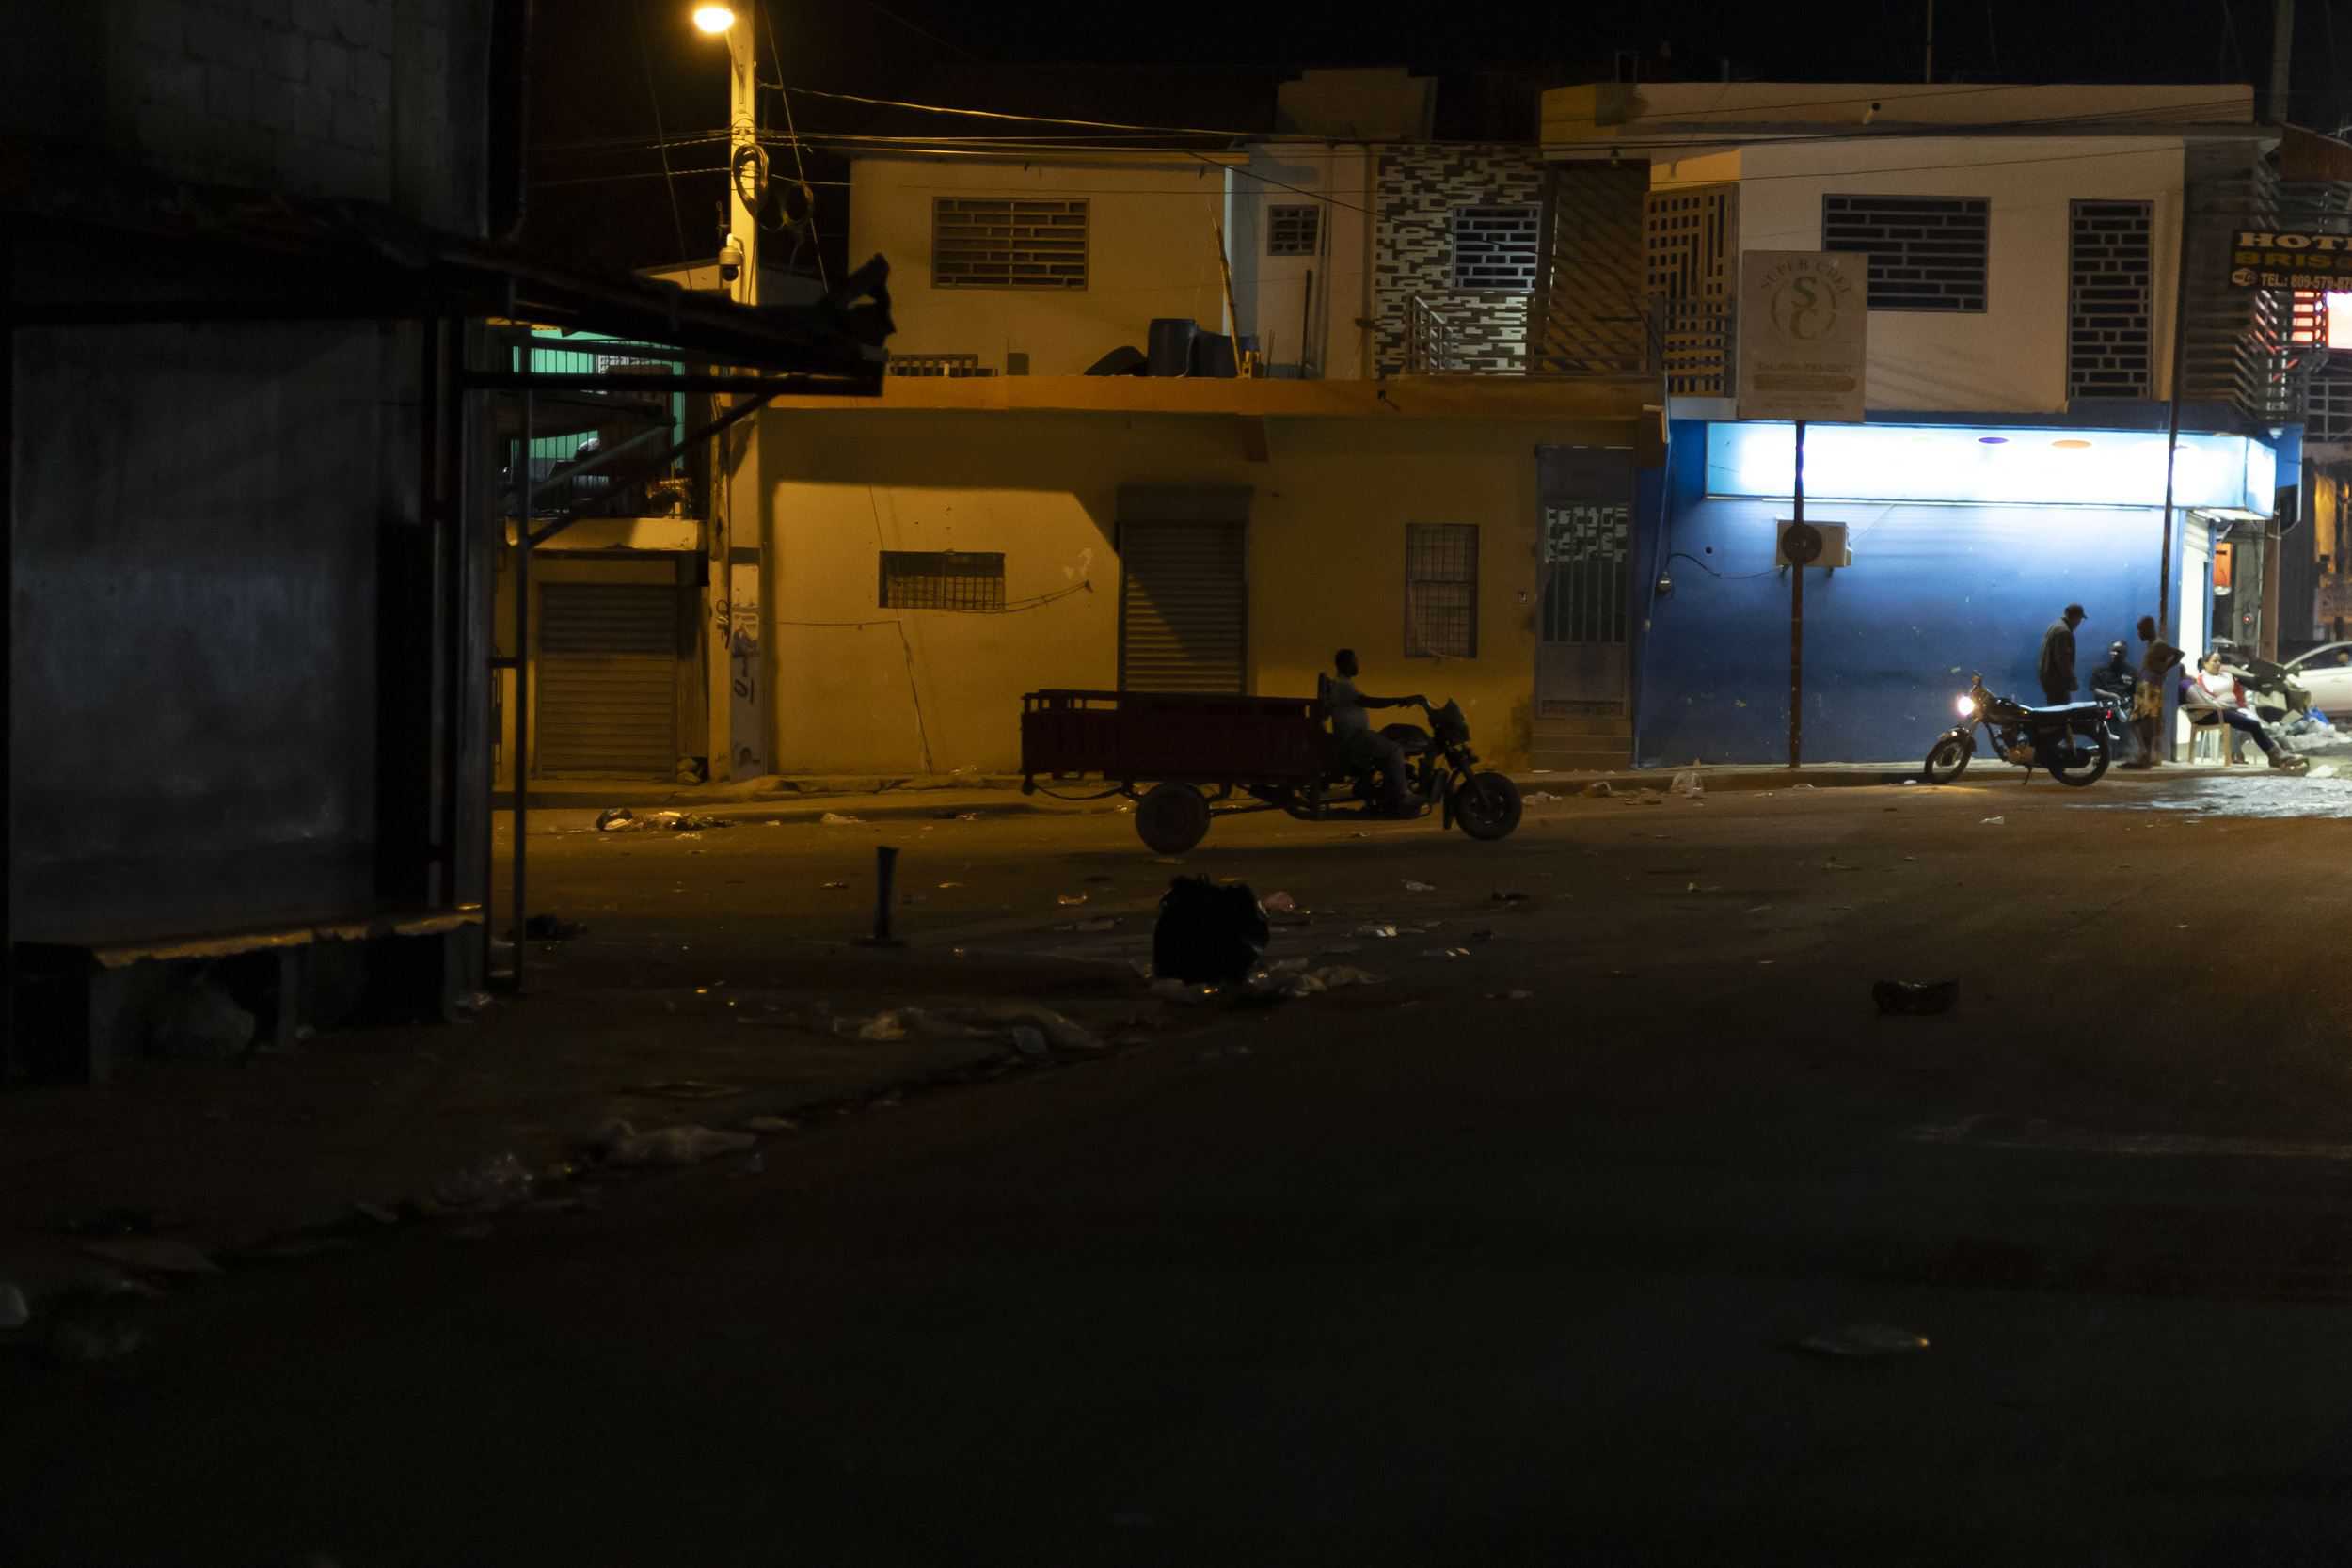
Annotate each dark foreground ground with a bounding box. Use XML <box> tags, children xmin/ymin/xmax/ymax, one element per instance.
<box><xmin>10</xmin><ymin>771</ymin><xmax>2352</xmax><ymax>1565</ymax></box>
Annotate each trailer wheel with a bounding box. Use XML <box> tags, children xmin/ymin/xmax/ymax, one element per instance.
<box><xmin>1136</xmin><ymin>783</ymin><xmax>1211</xmax><ymax>855</ymax></box>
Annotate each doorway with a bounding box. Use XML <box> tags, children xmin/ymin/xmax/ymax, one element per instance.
<box><xmin>1535</xmin><ymin>446</ymin><xmax>1636</xmax><ymax>716</ymax></box>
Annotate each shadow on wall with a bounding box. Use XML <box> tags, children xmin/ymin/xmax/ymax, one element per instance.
<box><xmin>1639</xmin><ymin>497</ymin><xmax>2169</xmax><ymax>767</ymax></box>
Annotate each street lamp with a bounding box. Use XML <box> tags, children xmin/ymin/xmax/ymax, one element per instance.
<box><xmin>691</xmin><ymin>4</ymin><xmax>756</xmax><ymax>308</ymax></box>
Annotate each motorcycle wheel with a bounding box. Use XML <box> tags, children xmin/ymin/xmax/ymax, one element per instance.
<box><xmin>2045</xmin><ymin>728</ymin><xmax>2111</xmax><ymax>787</ymax></box>
<box><xmin>1136</xmin><ymin>782</ymin><xmax>1212</xmax><ymax>854</ymax></box>
<box><xmin>1922</xmin><ymin>732</ymin><xmax>1973</xmax><ymax>784</ymax></box>
<box><xmin>1452</xmin><ymin>771</ymin><xmax>1522</xmax><ymax>841</ymax></box>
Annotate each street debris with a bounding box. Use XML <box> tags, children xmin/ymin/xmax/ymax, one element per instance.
<box><xmin>430</xmin><ymin>1152</ymin><xmax>535</xmax><ymax>1213</ymax></box>
<box><xmin>743</xmin><ymin>1116</ymin><xmax>800</xmax><ymax>1134</ymax></box>
<box><xmin>1009</xmin><ymin>1026</ymin><xmax>1050</xmax><ymax>1058</ymax></box>
<box><xmin>1354</xmin><ymin>923</ymin><xmax>1400</xmax><ymax>939</ymax></box>
<box><xmin>1980</xmin><ymin>816</ymin><xmax>2006</xmax><ymax>825</ymax></box>
<box><xmin>56</xmin><ymin>1206</ymin><xmax>173</xmax><ymax>1239</ymax></box>
<box><xmin>1671</xmin><ymin>769</ymin><xmax>1705</xmax><ymax>799</ymax></box>
<box><xmin>49</xmin><ymin>1313</ymin><xmax>148</xmax><ymax>1364</ymax></box>
<box><xmin>1262</xmin><ymin>891</ymin><xmax>1298</xmax><ymax>914</ymax></box>
<box><xmin>594</xmin><ymin>1121</ymin><xmax>758</xmax><ymax>1169</ymax></box>
<box><xmin>1873</xmin><ymin>979</ymin><xmax>1960</xmax><ymax>1016</ymax></box>
<box><xmin>1150</xmin><ymin>978</ymin><xmax>1223</xmax><ymax>1005</ymax></box>
<box><xmin>1639</xmin><ymin>794</ymin><xmax>1663</xmax><ymax>806</ymax></box>
<box><xmin>1309</xmin><ymin>966</ymin><xmax>1380</xmax><ymax>990</ymax></box>
<box><xmin>596</xmin><ymin>806</ymin><xmax>636</xmax><ymax>832</ymax></box>
<box><xmin>78</xmin><ymin>1237</ymin><xmax>221</xmax><ymax>1275</ymax></box>
<box><xmin>1074</xmin><ymin>917</ymin><xmax>1119</xmax><ymax>933</ymax></box>
<box><xmin>1057</xmin><ymin>892</ymin><xmax>1090</xmax><ymax>906</ymax></box>
<box><xmin>0</xmin><ymin>1283</ymin><xmax>27</xmax><ymax>1330</ymax></box>
<box><xmin>146</xmin><ymin>977</ymin><xmax>255</xmax><ymax>1060</ymax></box>
<box><xmin>1524</xmin><ymin>790</ymin><xmax>1562</xmax><ymax>803</ymax></box>
<box><xmin>1798</xmin><ymin>1323</ymin><xmax>1931</xmax><ymax>1358</ymax></box>
<box><xmin>598</xmin><ymin>807</ymin><xmax>733</xmax><ymax>832</ymax></box>
<box><xmin>819</xmin><ymin>812</ymin><xmax>864</xmax><ymax>826</ymax></box>
<box><xmin>523</xmin><ymin>914</ymin><xmax>586</xmax><ymax>940</ymax></box>
<box><xmin>1486</xmin><ymin>990</ymin><xmax>1535</xmax><ymax>1002</ymax></box>
<box><xmin>834</xmin><ymin>1010</ymin><xmax>912</xmax><ymax>1041</ymax></box>
<box><xmin>1403</xmin><ymin>879</ymin><xmax>1437</xmax><ymax>893</ymax></box>
<box><xmin>937</xmin><ymin>880</ymin><xmax>965</xmax><ymax>889</ymax></box>
<box><xmin>1421</xmin><ymin>947</ymin><xmax>1472</xmax><ymax>959</ymax></box>
<box><xmin>1154</xmin><ymin>876</ymin><xmax>1270</xmax><ymax>983</ymax></box>
<box><xmin>634</xmin><ymin>1080</ymin><xmax>745</xmax><ymax>1100</ymax></box>
<box><xmin>1584</xmin><ymin>782</ymin><xmax>1614</xmax><ymax>798</ymax></box>
<box><xmin>1491</xmin><ymin>891</ymin><xmax>1530</xmax><ymax>904</ymax></box>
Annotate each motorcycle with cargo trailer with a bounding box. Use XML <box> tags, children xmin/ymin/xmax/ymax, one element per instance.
<box><xmin>1019</xmin><ymin>687</ymin><xmax>1522</xmax><ymax>854</ymax></box>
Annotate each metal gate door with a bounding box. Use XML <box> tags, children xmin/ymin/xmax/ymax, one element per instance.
<box><xmin>1537</xmin><ymin>447</ymin><xmax>1635</xmax><ymax>715</ymax></box>
<box><xmin>1119</xmin><ymin>521</ymin><xmax>1247</xmax><ymax>692</ymax></box>
<box><xmin>536</xmin><ymin>582</ymin><xmax>678</xmax><ymax>776</ymax></box>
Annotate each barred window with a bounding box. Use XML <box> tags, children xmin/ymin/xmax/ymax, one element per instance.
<box><xmin>1452</xmin><ymin>204</ymin><xmax>1541</xmax><ymax>292</ymax></box>
<box><xmin>1405</xmin><ymin>525</ymin><xmax>1479</xmax><ymax>658</ymax></box>
<box><xmin>879</xmin><ymin>551</ymin><xmax>1006</xmax><ymax>610</ymax></box>
<box><xmin>1267</xmin><ymin>204</ymin><xmax>1321</xmax><ymax>257</ymax></box>
<box><xmin>1822</xmin><ymin>194</ymin><xmax>1990</xmax><ymax>312</ymax></box>
<box><xmin>931</xmin><ymin>198</ymin><xmax>1088</xmax><ymax>290</ymax></box>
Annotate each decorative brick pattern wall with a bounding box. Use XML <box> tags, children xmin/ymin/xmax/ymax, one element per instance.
<box><xmin>2068</xmin><ymin>199</ymin><xmax>2154</xmax><ymax>400</ymax></box>
<box><xmin>1822</xmin><ymin>194</ymin><xmax>1990</xmax><ymax>312</ymax></box>
<box><xmin>1375</xmin><ymin>146</ymin><xmax>1549</xmax><ymax>375</ymax></box>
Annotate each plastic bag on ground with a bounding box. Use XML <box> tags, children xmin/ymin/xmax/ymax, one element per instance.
<box><xmin>1306</xmin><ymin>966</ymin><xmax>1380</xmax><ymax>990</ymax></box>
<box><xmin>146</xmin><ymin>978</ymin><xmax>255</xmax><ymax>1060</ymax></box>
<box><xmin>431</xmin><ymin>1152</ymin><xmax>536</xmax><ymax>1212</ymax></box>
<box><xmin>819</xmin><ymin>812</ymin><xmax>863</xmax><ymax>826</ymax></box>
<box><xmin>596</xmin><ymin>807</ymin><xmax>642</xmax><ymax>832</ymax></box>
<box><xmin>596</xmin><ymin>1121</ymin><xmax>757</xmax><ymax>1169</ymax></box>
<box><xmin>1262</xmin><ymin>891</ymin><xmax>1297</xmax><ymax>914</ymax></box>
<box><xmin>1581</xmin><ymin>782</ymin><xmax>1612</xmax><ymax>798</ymax></box>
<box><xmin>957</xmin><ymin>1004</ymin><xmax>1105</xmax><ymax>1053</ymax></box>
<box><xmin>1153</xmin><ymin>876</ymin><xmax>1270</xmax><ymax>983</ymax></box>
<box><xmin>1671</xmin><ymin>769</ymin><xmax>1704</xmax><ymax>799</ymax></box>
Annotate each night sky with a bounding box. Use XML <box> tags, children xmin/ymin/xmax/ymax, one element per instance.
<box><xmin>525</xmin><ymin>0</ymin><xmax>2347</xmax><ymax>282</ymax></box>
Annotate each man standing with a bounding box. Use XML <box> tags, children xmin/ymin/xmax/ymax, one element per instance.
<box><xmin>1325</xmin><ymin>648</ymin><xmax>1424</xmax><ymax>817</ymax></box>
<box><xmin>2038</xmin><ymin>603</ymin><xmax>2086</xmax><ymax>705</ymax></box>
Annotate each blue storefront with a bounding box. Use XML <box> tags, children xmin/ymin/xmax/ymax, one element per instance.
<box><xmin>1629</xmin><ymin>415</ymin><xmax>2296</xmax><ymax>767</ymax></box>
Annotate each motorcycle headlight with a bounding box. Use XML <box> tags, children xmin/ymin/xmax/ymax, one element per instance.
<box><xmin>1957</xmin><ymin>693</ymin><xmax>1976</xmax><ymax>716</ymax></box>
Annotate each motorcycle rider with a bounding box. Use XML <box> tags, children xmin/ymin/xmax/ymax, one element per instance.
<box><xmin>1326</xmin><ymin>649</ymin><xmax>1424</xmax><ymax>817</ymax></box>
<box><xmin>2089</xmin><ymin>640</ymin><xmax>2138</xmax><ymax>760</ymax></box>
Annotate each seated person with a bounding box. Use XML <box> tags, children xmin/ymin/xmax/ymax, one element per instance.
<box><xmin>2089</xmin><ymin>639</ymin><xmax>2139</xmax><ymax>760</ymax></box>
<box><xmin>1325</xmin><ymin>648</ymin><xmax>1424</xmax><ymax>816</ymax></box>
<box><xmin>2182</xmin><ymin>653</ymin><xmax>2295</xmax><ymax>768</ymax></box>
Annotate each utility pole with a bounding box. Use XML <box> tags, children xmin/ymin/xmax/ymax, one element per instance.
<box><xmin>2270</xmin><ymin>0</ymin><xmax>2296</xmax><ymax>126</ymax></box>
<box><xmin>725</xmin><ymin>14</ymin><xmax>758</xmax><ymax>309</ymax></box>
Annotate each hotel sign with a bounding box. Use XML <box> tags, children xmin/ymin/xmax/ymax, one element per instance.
<box><xmin>2229</xmin><ymin>230</ymin><xmax>2352</xmax><ymax>290</ymax></box>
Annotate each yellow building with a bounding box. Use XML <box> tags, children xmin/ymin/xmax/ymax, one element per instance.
<box><xmin>755</xmin><ymin>377</ymin><xmax>1656</xmax><ymax>775</ymax></box>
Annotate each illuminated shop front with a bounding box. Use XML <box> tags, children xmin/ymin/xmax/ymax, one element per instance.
<box><xmin>1629</xmin><ymin>420</ymin><xmax>2293</xmax><ymax>767</ymax></box>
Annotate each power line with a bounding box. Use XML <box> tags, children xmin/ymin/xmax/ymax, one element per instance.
<box><xmin>776</xmin><ymin>84</ymin><xmax>1259</xmax><ymax>137</ymax></box>
<box><xmin>631</xmin><ymin>5</ymin><xmax>693</xmax><ymax>267</ymax></box>
<box><xmin>861</xmin><ymin>0</ymin><xmax>982</xmax><ymax>60</ymax></box>
<box><xmin>763</xmin><ymin>4</ymin><xmax>828</xmax><ymax>289</ymax></box>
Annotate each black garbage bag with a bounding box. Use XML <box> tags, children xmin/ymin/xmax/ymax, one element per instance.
<box><xmin>1153</xmin><ymin>877</ymin><xmax>1270</xmax><ymax>983</ymax></box>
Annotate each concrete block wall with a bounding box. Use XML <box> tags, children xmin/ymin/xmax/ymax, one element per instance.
<box><xmin>1374</xmin><ymin>146</ymin><xmax>1549</xmax><ymax>376</ymax></box>
<box><xmin>5</xmin><ymin>0</ymin><xmax>487</xmax><ymax>236</ymax></box>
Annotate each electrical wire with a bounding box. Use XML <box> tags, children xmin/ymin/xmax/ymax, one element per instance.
<box><xmin>631</xmin><ymin>5</ymin><xmax>693</xmax><ymax>267</ymax></box>
<box><xmin>862</xmin><ymin>0</ymin><xmax>981</xmax><ymax>59</ymax></box>
<box><xmin>763</xmin><ymin>1</ymin><xmax>828</xmax><ymax>287</ymax></box>
<box><xmin>775</xmin><ymin>84</ymin><xmax>1259</xmax><ymax>137</ymax></box>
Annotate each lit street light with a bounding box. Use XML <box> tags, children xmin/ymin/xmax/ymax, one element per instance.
<box><xmin>691</xmin><ymin>5</ymin><xmax>735</xmax><ymax>34</ymax></box>
<box><xmin>691</xmin><ymin>3</ymin><xmax>756</xmax><ymax>309</ymax></box>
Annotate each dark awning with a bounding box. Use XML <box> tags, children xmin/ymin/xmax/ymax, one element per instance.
<box><xmin>3</xmin><ymin>142</ymin><xmax>891</xmax><ymax>386</ymax></box>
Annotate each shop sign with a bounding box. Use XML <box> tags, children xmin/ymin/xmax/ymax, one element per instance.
<box><xmin>1737</xmin><ymin>251</ymin><xmax>1867</xmax><ymax>422</ymax></box>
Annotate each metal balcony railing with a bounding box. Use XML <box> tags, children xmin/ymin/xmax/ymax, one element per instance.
<box><xmin>1403</xmin><ymin>294</ymin><xmax>1736</xmax><ymax>395</ymax></box>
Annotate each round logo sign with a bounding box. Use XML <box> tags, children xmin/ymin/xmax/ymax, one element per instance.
<box><xmin>1767</xmin><ymin>269</ymin><xmax>1845</xmax><ymax>342</ymax></box>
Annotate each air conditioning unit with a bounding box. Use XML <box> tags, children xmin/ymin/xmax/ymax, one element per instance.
<box><xmin>1776</xmin><ymin>520</ymin><xmax>1853</xmax><ymax>569</ymax></box>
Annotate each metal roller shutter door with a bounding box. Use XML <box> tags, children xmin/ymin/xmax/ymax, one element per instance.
<box><xmin>1119</xmin><ymin>521</ymin><xmax>1246</xmax><ymax>692</ymax></box>
<box><xmin>537</xmin><ymin>582</ymin><xmax>677</xmax><ymax>776</ymax></box>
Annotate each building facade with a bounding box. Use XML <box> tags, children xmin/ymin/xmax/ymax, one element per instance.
<box><xmin>1536</xmin><ymin>81</ymin><xmax>2328</xmax><ymax>765</ymax></box>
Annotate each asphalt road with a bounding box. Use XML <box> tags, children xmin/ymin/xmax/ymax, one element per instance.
<box><xmin>12</xmin><ymin>773</ymin><xmax>2352</xmax><ymax>1565</ymax></box>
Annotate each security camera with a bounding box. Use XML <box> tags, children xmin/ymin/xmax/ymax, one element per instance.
<box><xmin>718</xmin><ymin>240</ymin><xmax>744</xmax><ymax>283</ymax></box>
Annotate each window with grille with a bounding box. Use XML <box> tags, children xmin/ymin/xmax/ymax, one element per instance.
<box><xmin>1822</xmin><ymin>194</ymin><xmax>1989</xmax><ymax>311</ymax></box>
<box><xmin>1405</xmin><ymin>525</ymin><xmax>1479</xmax><ymax>658</ymax></box>
<box><xmin>1452</xmin><ymin>204</ymin><xmax>1542</xmax><ymax>292</ymax></box>
<box><xmin>879</xmin><ymin>551</ymin><xmax>1006</xmax><ymax>610</ymax></box>
<box><xmin>1267</xmin><ymin>204</ymin><xmax>1321</xmax><ymax>256</ymax></box>
<box><xmin>2067</xmin><ymin>199</ymin><xmax>2153</xmax><ymax>399</ymax></box>
<box><xmin>931</xmin><ymin>198</ymin><xmax>1088</xmax><ymax>289</ymax></box>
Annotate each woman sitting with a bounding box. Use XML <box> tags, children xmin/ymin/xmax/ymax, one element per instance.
<box><xmin>2181</xmin><ymin>654</ymin><xmax>2297</xmax><ymax>768</ymax></box>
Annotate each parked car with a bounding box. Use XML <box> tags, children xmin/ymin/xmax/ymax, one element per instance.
<box><xmin>2283</xmin><ymin>641</ymin><xmax>2352</xmax><ymax>718</ymax></box>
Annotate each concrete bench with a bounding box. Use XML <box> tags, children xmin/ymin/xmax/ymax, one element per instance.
<box><xmin>13</xmin><ymin>910</ymin><xmax>483</xmax><ymax>1085</ymax></box>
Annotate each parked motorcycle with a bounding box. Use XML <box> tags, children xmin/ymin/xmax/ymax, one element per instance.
<box><xmin>1923</xmin><ymin>674</ymin><xmax>2111</xmax><ymax>786</ymax></box>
